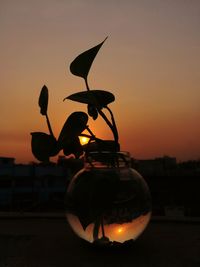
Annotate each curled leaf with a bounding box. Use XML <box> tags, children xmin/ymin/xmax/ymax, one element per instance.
<box><xmin>70</xmin><ymin>37</ymin><xmax>107</xmax><ymax>80</ymax></box>
<box><xmin>87</xmin><ymin>104</ymin><xmax>98</xmax><ymax>120</ymax></box>
<box><xmin>31</xmin><ymin>132</ymin><xmax>59</xmax><ymax>162</ymax></box>
<box><xmin>39</xmin><ymin>85</ymin><xmax>48</xmax><ymax>115</ymax></box>
<box><xmin>64</xmin><ymin>90</ymin><xmax>115</xmax><ymax>108</ymax></box>
<box><xmin>58</xmin><ymin>112</ymin><xmax>88</xmax><ymax>144</ymax></box>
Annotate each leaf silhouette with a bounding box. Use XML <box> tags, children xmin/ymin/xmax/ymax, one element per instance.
<box><xmin>31</xmin><ymin>132</ymin><xmax>58</xmax><ymax>162</ymax></box>
<box><xmin>58</xmin><ymin>112</ymin><xmax>88</xmax><ymax>146</ymax></box>
<box><xmin>87</xmin><ymin>104</ymin><xmax>98</xmax><ymax>120</ymax></box>
<box><xmin>39</xmin><ymin>85</ymin><xmax>48</xmax><ymax>115</ymax></box>
<box><xmin>64</xmin><ymin>90</ymin><xmax>115</xmax><ymax>108</ymax></box>
<box><xmin>63</xmin><ymin>136</ymin><xmax>83</xmax><ymax>159</ymax></box>
<box><xmin>70</xmin><ymin>37</ymin><xmax>107</xmax><ymax>80</ymax></box>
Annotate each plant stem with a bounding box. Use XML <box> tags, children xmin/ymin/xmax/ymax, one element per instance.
<box><xmin>85</xmin><ymin>126</ymin><xmax>96</xmax><ymax>139</ymax></box>
<box><xmin>98</xmin><ymin>108</ymin><xmax>118</xmax><ymax>144</ymax></box>
<box><xmin>101</xmin><ymin>218</ymin><xmax>105</xmax><ymax>238</ymax></box>
<box><xmin>45</xmin><ymin>114</ymin><xmax>54</xmax><ymax>137</ymax></box>
<box><xmin>105</xmin><ymin>106</ymin><xmax>119</xmax><ymax>143</ymax></box>
<box><xmin>79</xmin><ymin>133</ymin><xmax>92</xmax><ymax>138</ymax></box>
<box><xmin>85</xmin><ymin>77</ymin><xmax>90</xmax><ymax>91</ymax></box>
<box><xmin>84</xmin><ymin>77</ymin><xmax>118</xmax><ymax>145</ymax></box>
<box><xmin>93</xmin><ymin>218</ymin><xmax>101</xmax><ymax>241</ymax></box>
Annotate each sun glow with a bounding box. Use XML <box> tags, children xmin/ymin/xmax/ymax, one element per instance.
<box><xmin>117</xmin><ymin>227</ymin><xmax>123</xmax><ymax>234</ymax></box>
<box><xmin>79</xmin><ymin>136</ymin><xmax>90</xmax><ymax>146</ymax></box>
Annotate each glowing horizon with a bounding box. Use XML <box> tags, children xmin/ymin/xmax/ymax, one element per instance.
<box><xmin>0</xmin><ymin>1</ymin><xmax>199</xmax><ymax>164</ymax></box>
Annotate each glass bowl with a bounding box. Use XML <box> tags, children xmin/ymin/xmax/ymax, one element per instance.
<box><xmin>65</xmin><ymin>152</ymin><xmax>151</xmax><ymax>246</ymax></box>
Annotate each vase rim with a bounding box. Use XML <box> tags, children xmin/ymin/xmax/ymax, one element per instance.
<box><xmin>85</xmin><ymin>151</ymin><xmax>132</xmax><ymax>168</ymax></box>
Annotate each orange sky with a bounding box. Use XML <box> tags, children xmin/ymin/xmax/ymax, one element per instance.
<box><xmin>0</xmin><ymin>0</ymin><xmax>199</xmax><ymax>163</ymax></box>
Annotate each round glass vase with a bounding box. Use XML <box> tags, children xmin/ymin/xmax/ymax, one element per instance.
<box><xmin>65</xmin><ymin>152</ymin><xmax>151</xmax><ymax>247</ymax></box>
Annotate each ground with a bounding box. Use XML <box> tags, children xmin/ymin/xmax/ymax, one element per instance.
<box><xmin>0</xmin><ymin>217</ymin><xmax>200</xmax><ymax>267</ymax></box>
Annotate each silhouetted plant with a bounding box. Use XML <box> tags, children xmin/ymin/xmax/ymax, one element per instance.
<box><xmin>31</xmin><ymin>38</ymin><xmax>120</xmax><ymax>162</ymax></box>
<box><xmin>31</xmin><ymin>85</ymin><xmax>58</xmax><ymax>162</ymax></box>
<box><xmin>31</xmin><ymin>38</ymin><xmax>123</xmax><ymax>242</ymax></box>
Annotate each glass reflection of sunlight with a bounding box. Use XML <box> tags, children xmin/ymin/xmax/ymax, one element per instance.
<box><xmin>67</xmin><ymin>212</ymin><xmax>151</xmax><ymax>244</ymax></box>
<box><xmin>117</xmin><ymin>227</ymin><xmax>123</xmax><ymax>234</ymax></box>
<box><xmin>66</xmin><ymin>158</ymin><xmax>152</xmax><ymax>245</ymax></box>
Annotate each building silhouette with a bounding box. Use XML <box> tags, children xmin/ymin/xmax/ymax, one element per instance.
<box><xmin>0</xmin><ymin>156</ymin><xmax>200</xmax><ymax>218</ymax></box>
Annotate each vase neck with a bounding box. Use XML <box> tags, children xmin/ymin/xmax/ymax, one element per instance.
<box><xmin>85</xmin><ymin>151</ymin><xmax>131</xmax><ymax>169</ymax></box>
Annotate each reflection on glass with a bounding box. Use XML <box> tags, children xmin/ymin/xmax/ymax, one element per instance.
<box><xmin>65</xmin><ymin>152</ymin><xmax>152</xmax><ymax>246</ymax></box>
<box><xmin>67</xmin><ymin>212</ymin><xmax>151</xmax><ymax>244</ymax></box>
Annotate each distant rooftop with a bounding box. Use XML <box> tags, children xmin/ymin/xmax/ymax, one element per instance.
<box><xmin>0</xmin><ymin>157</ymin><xmax>15</xmax><ymax>166</ymax></box>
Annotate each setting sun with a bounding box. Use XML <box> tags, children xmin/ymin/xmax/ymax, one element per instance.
<box><xmin>79</xmin><ymin>136</ymin><xmax>90</xmax><ymax>146</ymax></box>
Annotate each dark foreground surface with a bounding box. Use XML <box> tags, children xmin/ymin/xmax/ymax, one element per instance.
<box><xmin>0</xmin><ymin>217</ymin><xmax>200</xmax><ymax>267</ymax></box>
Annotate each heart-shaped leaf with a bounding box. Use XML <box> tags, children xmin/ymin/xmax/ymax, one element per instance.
<box><xmin>64</xmin><ymin>90</ymin><xmax>115</xmax><ymax>108</ymax></box>
<box><xmin>70</xmin><ymin>37</ymin><xmax>107</xmax><ymax>80</ymax></box>
<box><xmin>58</xmin><ymin>112</ymin><xmax>88</xmax><ymax>148</ymax></box>
<box><xmin>31</xmin><ymin>132</ymin><xmax>59</xmax><ymax>162</ymax></box>
<box><xmin>38</xmin><ymin>85</ymin><xmax>48</xmax><ymax>115</ymax></box>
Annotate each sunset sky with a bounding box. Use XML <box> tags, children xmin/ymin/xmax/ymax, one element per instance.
<box><xmin>0</xmin><ymin>0</ymin><xmax>199</xmax><ymax>163</ymax></box>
